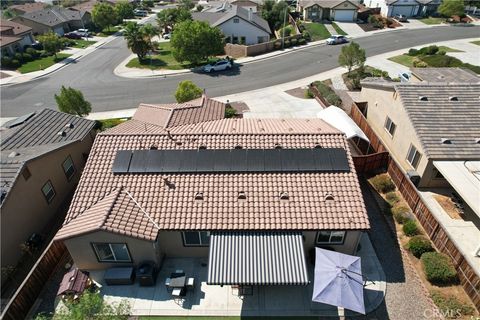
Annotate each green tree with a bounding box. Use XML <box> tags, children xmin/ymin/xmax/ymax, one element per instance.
<box><xmin>142</xmin><ymin>23</ymin><xmax>158</xmax><ymax>48</ymax></box>
<box><xmin>36</xmin><ymin>290</ymin><xmax>130</xmax><ymax>320</ymax></box>
<box><xmin>115</xmin><ymin>0</ymin><xmax>134</xmax><ymax>21</ymax></box>
<box><xmin>156</xmin><ymin>7</ymin><xmax>191</xmax><ymax>33</ymax></box>
<box><xmin>438</xmin><ymin>0</ymin><xmax>465</xmax><ymax>17</ymax></box>
<box><xmin>37</xmin><ymin>32</ymin><xmax>63</xmax><ymax>58</ymax></box>
<box><xmin>175</xmin><ymin>80</ymin><xmax>203</xmax><ymax>103</ymax></box>
<box><xmin>171</xmin><ymin>20</ymin><xmax>224</xmax><ymax>64</ymax></box>
<box><xmin>1</xmin><ymin>8</ymin><xmax>17</xmax><ymax>19</ymax></box>
<box><xmin>261</xmin><ymin>0</ymin><xmax>289</xmax><ymax>30</ymax></box>
<box><xmin>338</xmin><ymin>41</ymin><xmax>366</xmax><ymax>75</ymax></box>
<box><xmin>178</xmin><ymin>0</ymin><xmax>194</xmax><ymax>10</ymax></box>
<box><xmin>55</xmin><ymin>86</ymin><xmax>92</xmax><ymax>117</ymax></box>
<box><xmin>196</xmin><ymin>4</ymin><xmax>204</xmax><ymax>12</ymax></box>
<box><xmin>123</xmin><ymin>22</ymin><xmax>151</xmax><ymax>60</ymax></box>
<box><xmin>92</xmin><ymin>2</ymin><xmax>118</xmax><ymax>31</ymax></box>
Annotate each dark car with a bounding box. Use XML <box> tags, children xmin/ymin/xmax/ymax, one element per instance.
<box><xmin>64</xmin><ymin>32</ymin><xmax>82</xmax><ymax>39</ymax></box>
<box><xmin>394</xmin><ymin>14</ymin><xmax>407</xmax><ymax>22</ymax></box>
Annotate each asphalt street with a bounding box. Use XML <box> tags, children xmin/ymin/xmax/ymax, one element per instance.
<box><xmin>1</xmin><ymin>26</ymin><xmax>479</xmax><ymax>117</ymax></box>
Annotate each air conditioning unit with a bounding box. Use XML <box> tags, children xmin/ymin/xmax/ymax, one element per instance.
<box><xmin>407</xmin><ymin>170</ymin><xmax>420</xmax><ymax>187</ymax></box>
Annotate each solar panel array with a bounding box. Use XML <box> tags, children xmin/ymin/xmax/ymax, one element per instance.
<box><xmin>112</xmin><ymin>148</ymin><xmax>350</xmax><ymax>174</ymax></box>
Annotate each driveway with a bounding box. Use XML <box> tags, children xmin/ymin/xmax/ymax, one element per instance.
<box><xmin>334</xmin><ymin>22</ymin><xmax>366</xmax><ymax>37</ymax></box>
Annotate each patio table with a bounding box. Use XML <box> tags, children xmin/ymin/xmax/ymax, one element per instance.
<box><xmin>168</xmin><ymin>272</ymin><xmax>186</xmax><ymax>288</ymax></box>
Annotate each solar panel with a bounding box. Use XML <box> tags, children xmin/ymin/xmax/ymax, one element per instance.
<box><xmin>246</xmin><ymin>150</ymin><xmax>264</xmax><ymax>172</ymax></box>
<box><xmin>112</xmin><ymin>148</ymin><xmax>350</xmax><ymax>174</ymax></box>
<box><xmin>112</xmin><ymin>150</ymin><xmax>132</xmax><ymax>173</ymax></box>
<box><xmin>129</xmin><ymin>150</ymin><xmax>149</xmax><ymax>173</ymax></box>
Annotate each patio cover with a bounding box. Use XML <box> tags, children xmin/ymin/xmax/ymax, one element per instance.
<box><xmin>433</xmin><ymin>161</ymin><xmax>480</xmax><ymax>217</ymax></box>
<box><xmin>317</xmin><ymin>106</ymin><xmax>370</xmax><ymax>142</ymax></box>
<box><xmin>207</xmin><ymin>231</ymin><xmax>309</xmax><ymax>285</ymax></box>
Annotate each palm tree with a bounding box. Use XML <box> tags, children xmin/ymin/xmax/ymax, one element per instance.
<box><xmin>142</xmin><ymin>23</ymin><xmax>158</xmax><ymax>49</ymax></box>
<box><xmin>123</xmin><ymin>22</ymin><xmax>150</xmax><ymax>60</ymax></box>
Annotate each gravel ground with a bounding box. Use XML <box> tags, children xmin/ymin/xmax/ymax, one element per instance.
<box><xmin>331</xmin><ymin>75</ymin><xmax>349</xmax><ymax>90</ymax></box>
<box><xmin>360</xmin><ymin>179</ymin><xmax>438</xmax><ymax>320</ymax></box>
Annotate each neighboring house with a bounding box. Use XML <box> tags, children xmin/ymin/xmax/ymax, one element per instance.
<box><xmin>70</xmin><ymin>0</ymin><xmax>98</xmax><ymax>14</ymax></box>
<box><xmin>0</xmin><ymin>109</ymin><xmax>96</xmax><ymax>270</ymax></box>
<box><xmin>359</xmin><ymin>68</ymin><xmax>480</xmax><ymax>189</ymax></box>
<box><xmin>230</xmin><ymin>0</ymin><xmax>259</xmax><ymax>13</ymax></box>
<box><xmin>297</xmin><ymin>0</ymin><xmax>360</xmax><ymax>22</ymax></box>
<box><xmin>8</xmin><ymin>2</ymin><xmax>48</xmax><ymax>15</ymax></box>
<box><xmin>55</xmin><ymin>96</ymin><xmax>369</xmax><ymax>290</ymax></box>
<box><xmin>365</xmin><ymin>0</ymin><xmax>441</xmax><ymax>17</ymax></box>
<box><xmin>193</xmin><ymin>3</ymin><xmax>271</xmax><ymax>45</ymax></box>
<box><xmin>11</xmin><ymin>7</ymin><xmax>91</xmax><ymax>36</ymax></box>
<box><xmin>0</xmin><ymin>19</ymin><xmax>35</xmax><ymax>57</ymax></box>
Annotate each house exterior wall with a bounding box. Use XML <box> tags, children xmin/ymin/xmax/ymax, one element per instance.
<box><xmin>63</xmin><ymin>231</ymin><xmax>159</xmax><ymax>270</ymax></box>
<box><xmin>219</xmin><ymin>16</ymin><xmax>270</xmax><ymax>45</ymax></box>
<box><xmin>11</xmin><ymin>17</ymin><xmax>64</xmax><ymax>35</ymax></box>
<box><xmin>1</xmin><ymin>133</ymin><xmax>96</xmax><ymax>269</ymax></box>
<box><xmin>366</xmin><ymin>0</ymin><xmax>421</xmax><ymax>17</ymax></box>
<box><xmin>360</xmin><ymin>86</ymin><xmax>432</xmax><ymax>186</ymax></box>
<box><xmin>304</xmin><ymin>5</ymin><xmax>323</xmax><ymax>21</ymax></box>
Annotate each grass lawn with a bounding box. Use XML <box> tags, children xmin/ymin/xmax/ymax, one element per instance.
<box><xmin>437</xmin><ymin>45</ymin><xmax>463</xmax><ymax>52</ymax></box>
<box><xmin>304</xmin><ymin>22</ymin><xmax>331</xmax><ymax>41</ymax></box>
<box><xmin>470</xmin><ymin>40</ymin><xmax>480</xmax><ymax>46</ymax></box>
<box><xmin>97</xmin><ymin>25</ymin><xmax>122</xmax><ymax>37</ymax></box>
<box><xmin>71</xmin><ymin>39</ymin><xmax>96</xmax><ymax>49</ymax></box>
<box><xmin>419</xmin><ymin>17</ymin><xmax>446</xmax><ymax>25</ymax></box>
<box><xmin>331</xmin><ymin>22</ymin><xmax>347</xmax><ymax>35</ymax></box>
<box><xmin>18</xmin><ymin>53</ymin><xmax>71</xmax><ymax>74</ymax></box>
<box><xmin>388</xmin><ymin>54</ymin><xmax>415</xmax><ymax>67</ymax></box>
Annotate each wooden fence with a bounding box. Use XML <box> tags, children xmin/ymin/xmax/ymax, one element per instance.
<box><xmin>1</xmin><ymin>240</ymin><xmax>68</xmax><ymax>320</ymax></box>
<box><xmin>353</xmin><ymin>152</ymin><xmax>389</xmax><ymax>173</ymax></box>
<box><xmin>349</xmin><ymin>103</ymin><xmax>480</xmax><ymax>310</ymax></box>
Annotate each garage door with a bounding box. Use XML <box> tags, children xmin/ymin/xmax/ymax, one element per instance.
<box><xmin>334</xmin><ymin>10</ymin><xmax>355</xmax><ymax>21</ymax></box>
<box><xmin>54</xmin><ymin>26</ymin><xmax>65</xmax><ymax>36</ymax></box>
<box><xmin>391</xmin><ymin>5</ymin><xmax>416</xmax><ymax>17</ymax></box>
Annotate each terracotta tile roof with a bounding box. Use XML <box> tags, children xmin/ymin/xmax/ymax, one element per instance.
<box><xmin>107</xmin><ymin>96</ymin><xmax>226</xmax><ymax>134</ymax></box>
<box><xmin>9</xmin><ymin>2</ymin><xmax>48</xmax><ymax>14</ymax></box>
<box><xmin>57</xmin><ymin>117</ymin><xmax>369</xmax><ymax>241</ymax></box>
<box><xmin>0</xmin><ymin>19</ymin><xmax>32</xmax><ymax>36</ymax></box>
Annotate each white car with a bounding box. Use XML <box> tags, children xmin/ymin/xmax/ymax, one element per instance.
<box><xmin>162</xmin><ymin>33</ymin><xmax>171</xmax><ymax>39</ymax></box>
<box><xmin>326</xmin><ymin>35</ymin><xmax>348</xmax><ymax>45</ymax></box>
<box><xmin>203</xmin><ymin>59</ymin><xmax>232</xmax><ymax>73</ymax></box>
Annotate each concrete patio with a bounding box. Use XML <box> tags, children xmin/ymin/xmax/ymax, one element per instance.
<box><xmin>80</xmin><ymin>234</ymin><xmax>386</xmax><ymax>317</ymax></box>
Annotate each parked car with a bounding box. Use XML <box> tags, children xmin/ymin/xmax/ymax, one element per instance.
<box><xmin>31</xmin><ymin>41</ymin><xmax>43</xmax><ymax>50</ymax></box>
<box><xmin>134</xmin><ymin>9</ymin><xmax>148</xmax><ymax>17</ymax></box>
<box><xmin>162</xmin><ymin>33</ymin><xmax>171</xmax><ymax>39</ymax></box>
<box><xmin>76</xmin><ymin>29</ymin><xmax>90</xmax><ymax>37</ymax></box>
<box><xmin>326</xmin><ymin>35</ymin><xmax>348</xmax><ymax>45</ymax></box>
<box><xmin>64</xmin><ymin>32</ymin><xmax>82</xmax><ymax>39</ymax></box>
<box><xmin>203</xmin><ymin>59</ymin><xmax>232</xmax><ymax>73</ymax></box>
<box><xmin>394</xmin><ymin>14</ymin><xmax>407</xmax><ymax>22</ymax></box>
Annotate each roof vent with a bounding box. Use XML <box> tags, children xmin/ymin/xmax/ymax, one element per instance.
<box><xmin>65</xmin><ymin>123</ymin><xmax>74</xmax><ymax>129</ymax></box>
<box><xmin>199</xmin><ymin>145</ymin><xmax>207</xmax><ymax>150</ymax></box>
<box><xmin>274</xmin><ymin>144</ymin><xmax>282</xmax><ymax>149</ymax></box>
<box><xmin>449</xmin><ymin>96</ymin><xmax>458</xmax><ymax>101</ymax></box>
<box><xmin>279</xmin><ymin>192</ymin><xmax>289</xmax><ymax>200</ymax></box>
<box><xmin>441</xmin><ymin>138</ymin><xmax>452</xmax><ymax>144</ymax></box>
<box><xmin>314</xmin><ymin>144</ymin><xmax>322</xmax><ymax>149</ymax></box>
<box><xmin>325</xmin><ymin>194</ymin><xmax>335</xmax><ymax>201</ymax></box>
<box><xmin>8</xmin><ymin>151</ymin><xmax>19</xmax><ymax>158</ymax></box>
<box><xmin>238</xmin><ymin>191</ymin><xmax>247</xmax><ymax>200</ymax></box>
<box><xmin>57</xmin><ymin>131</ymin><xmax>66</xmax><ymax>137</ymax></box>
<box><xmin>194</xmin><ymin>192</ymin><xmax>204</xmax><ymax>200</ymax></box>
<box><xmin>175</xmin><ymin>141</ymin><xmax>182</xmax><ymax>146</ymax></box>
<box><xmin>419</xmin><ymin>96</ymin><xmax>428</xmax><ymax>101</ymax></box>
<box><xmin>163</xmin><ymin>178</ymin><xmax>175</xmax><ymax>189</ymax></box>
<box><xmin>234</xmin><ymin>145</ymin><xmax>243</xmax><ymax>149</ymax></box>
<box><xmin>150</xmin><ymin>145</ymin><xmax>158</xmax><ymax>150</ymax></box>
<box><xmin>476</xmin><ymin>138</ymin><xmax>480</xmax><ymax>144</ymax></box>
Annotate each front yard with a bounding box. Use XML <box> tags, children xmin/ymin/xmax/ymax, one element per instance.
<box><xmin>303</xmin><ymin>23</ymin><xmax>331</xmax><ymax>41</ymax></box>
<box><xmin>126</xmin><ymin>42</ymin><xmax>194</xmax><ymax>70</ymax></box>
<box><xmin>419</xmin><ymin>17</ymin><xmax>446</xmax><ymax>25</ymax></box>
<box><xmin>331</xmin><ymin>22</ymin><xmax>347</xmax><ymax>35</ymax></box>
<box><xmin>70</xmin><ymin>39</ymin><xmax>96</xmax><ymax>49</ymax></box>
<box><xmin>471</xmin><ymin>40</ymin><xmax>480</xmax><ymax>46</ymax></box>
<box><xmin>18</xmin><ymin>53</ymin><xmax>71</xmax><ymax>74</ymax></box>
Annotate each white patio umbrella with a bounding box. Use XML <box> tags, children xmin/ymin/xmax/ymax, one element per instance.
<box><xmin>312</xmin><ymin>247</ymin><xmax>366</xmax><ymax>315</ymax></box>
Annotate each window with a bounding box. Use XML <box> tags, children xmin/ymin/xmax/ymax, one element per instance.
<box><xmin>384</xmin><ymin>116</ymin><xmax>396</xmax><ymax>137</ymax></box>
<box><xmin>316</xmin><ymin>231</ymin><xmax>345</xmax><ymax>244</ymax></box>
<box><xmin>240</xmin><ymin>36</ymin><xmax>246</xmax><ymax>45</ymax></box>
<box><xmin>232</xmin><ymin>36</ymin><xmax>238</xmax><ymax>44</ymax></box>
<box><xmin>92</xmin><ymin>243</ymin><xmax>131</xmax><ymax>262</ymax></box>
<box><xmin>41</xmin><ymin>181</ymin><xmax>55</xmax><ymax>203</ymax></box>
<box><xmin>182</xmin><ymin>231</ymin><xmax>210</xmax><ymax>246</ymax></box>
<box><xmin>257</xmin><ymin>36</ymin><xmax>265</xmax><ymax>43</ymax></box>
<box><xmin>233</xmin><ymin>18</ymin><xmax>239</xmax><ymax>23</ymax></box>
<box><xmin>406</xmin><ymin>144</ymin><xmax>422</xmax><ymax>169</ymax></box>
<box><xmin>62</xmin><ymin>156</ymin><xmax>75</xmax><ymax>181</ymax></box>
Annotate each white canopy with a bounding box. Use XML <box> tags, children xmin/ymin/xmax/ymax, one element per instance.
<box><xmin>317</xmin><ymin>106</ymin><xmax>370</xmax><ymax>143</ymax></box>
<box><xmin>433</xmin><ymin>161</ymin><xmax>480</xmax><ymax>218</ymax></box>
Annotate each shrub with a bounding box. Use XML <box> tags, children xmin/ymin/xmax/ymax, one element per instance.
<box><xmin>22</xmin><ymin>53</ymin><xmax>33</xmax><ymax>62</ymax></box>
<box><xmin>302</xmin><ymin>31</ymin><xmax>311</xmax><ymax>41</ymax></box>
<box><xmin>279</xmin><ymin>25</ymin><xmax>293</xmax><ymax>37</ymax></box>
<box><xmin>11</xmin><ymin>59</ymin><xmax>21</xmax><ymax>68</ymax></box>
<box><xmin>25</xmin><ymin>47</ymin><xmax>39</xmax><ymax>58</ymax></box>
<box><xmin>305</xmin><ymin>89</ymin><xmax>314</xmax><ymax>99</ymax></box>
<box><xmin>408</xmin><ymin>236</ymin><xmax>434</xmax><ymax>258</ymax></box>
<box><xmin>368</xmin><ymin>15</ymin><xmax>378</xmax><ymax>23</ymax></box>
<box><xmin>325</xmin><ymin>93</ymin><xmax>342</xmax><ymax>107</ymax></box>
<box><xmin>373</xmin><ymin>21</ymin><xmax>384</xmax><ymax>29</ymax></box>
<box><xmin>298</xmin><ymin>38</ymin><xmax>306</xmax><ymax>45</ymax></box>
<box><xmin>403</xmin><ymin>219</ymin><xmax>419</xmax><ymax>236</ymax></box>
<box><xmin>385</xmin><ymin>191</ymin><xmax>399</xmax><ymax>205</ymax></box>
<box><xmin>274</xmin><ymin>41</ymin><xmax>282</xmax><ymax>49</ymax></box>
<box><xmin>386</xmin><ymin>18</ymin><xmax>394</xmax><ymax>26</ymax></box>
<box><xmin>421</xmin><ymin>252</ymin><xmax>458</xmax><ymax>285</ymax></box>
<box><xmin>1</xmin><ymin>56</ymin><xmax>13</xmax><ymax>68</ymax></box>
<box><xmin>283</xmin><ymin>40</ymin><xmax>291</xmax><ymax>48</ymax></box>
<box><xmin>40</xmin><ymin>51</ymin><xmax>50</xmax><ymax>58</ymax></box>
<box><xmin>421</xmin><ymin>54</ymin><xmax>462</xmax><ymax>68</ymax></box>
<box><xmin>370</xmin><ymin>174</ymin><xmax>395</xmax><ymax>193</ymax></box>
<box><xmin>437</xmin><ymin>50</ymin><xmax>446</xmax><ymax>55</ymax></box>
<box><xmin>392</xmin><ymin>205</ymin><xmax>410</xmax><ymax>224</ymax></box>
<box><xmin>413</xmin><ymin>58</ymin><xmax>428</xmax><ymax>68</ymax></box>
<box><xmin>290</xmin><ymin>38</ymin><xmax>298</xmax><ymax>46</ymax></box>
<box><xmin>225</xmin><ymin>106</ymin><xmax>236</xmax><ymax>118</ymax></box>
<box><xmin>408</xmin><ymin>48</ymin><xmax>419</xmax><ymax>56</ymax></box>
<box><xmin>431</xmin><ymin>291</ymin><xmax>475</xmax><ymax>317</ymax></box>
<box><xmin>419</xmin><ymin>45</ymin><xmax>439</xmax><ymax>55</ymax></box>
<box><xmin>369</xmin><ymin>67</ymin><xmax>389</xmax><ymax>78</ymax></box>
<box><xmin>14</xmin><ymin>52</ymin><xmax>23</xmax><ymax>62</ymax></box>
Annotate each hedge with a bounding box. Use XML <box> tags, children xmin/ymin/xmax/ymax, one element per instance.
<box><xmin>311</xmin><ymin>81</ymin><xmax>342</xmax><ymax>107</ymax></box>
<box><xmin>408</xmin><ymin>235</ymin><xmax>434</xmax><ymax>258</ymax></box>
<box><xmin>392</xmin><ymin>205</ymin><xmax>410</xmax><ymax>224</ymax></box>
<box><xmin>403</xmin><ymin>219</ymin><xmax>419</xmax><ymax>236</ymax></box>
<box><xmin>370</xmin><ymin>174</ymin><xmax>396</xmax><ymax>193</ymax></box>
<box><xmin>421</xmin><ymin>252</ymin><xmax>458</xmax><ymax>286</ymax></box>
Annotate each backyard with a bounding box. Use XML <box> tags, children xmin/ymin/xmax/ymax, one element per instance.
<box><xmin>303</xmin><ymin>22</ymin><xmax>331</xmax><ymax>41</ymax></box>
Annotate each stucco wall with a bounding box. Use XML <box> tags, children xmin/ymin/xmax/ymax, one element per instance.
<box><xmin>1</xmin><ymin>133</ymin><xmax>95</xmax><ymax>268</ymax></box>
<box><xmin>64</xmin><ymin>231</ymin><xmax>159</xmax><ymax>270</ymax></box>
<box><xmin>219</xmin><ymin>16</ymin><xmax>270</xmax><ymax>45</ymax></box>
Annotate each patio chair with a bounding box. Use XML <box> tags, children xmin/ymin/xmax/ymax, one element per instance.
<box><xmin>171</xmin><ymin>288</ymin><xmax>184</xmax><ymax>304</ymax></box>
<box><xmin>186</xmin><ymin>277</ymin><xmax>194</xmax><ymax>288</ymax></box>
